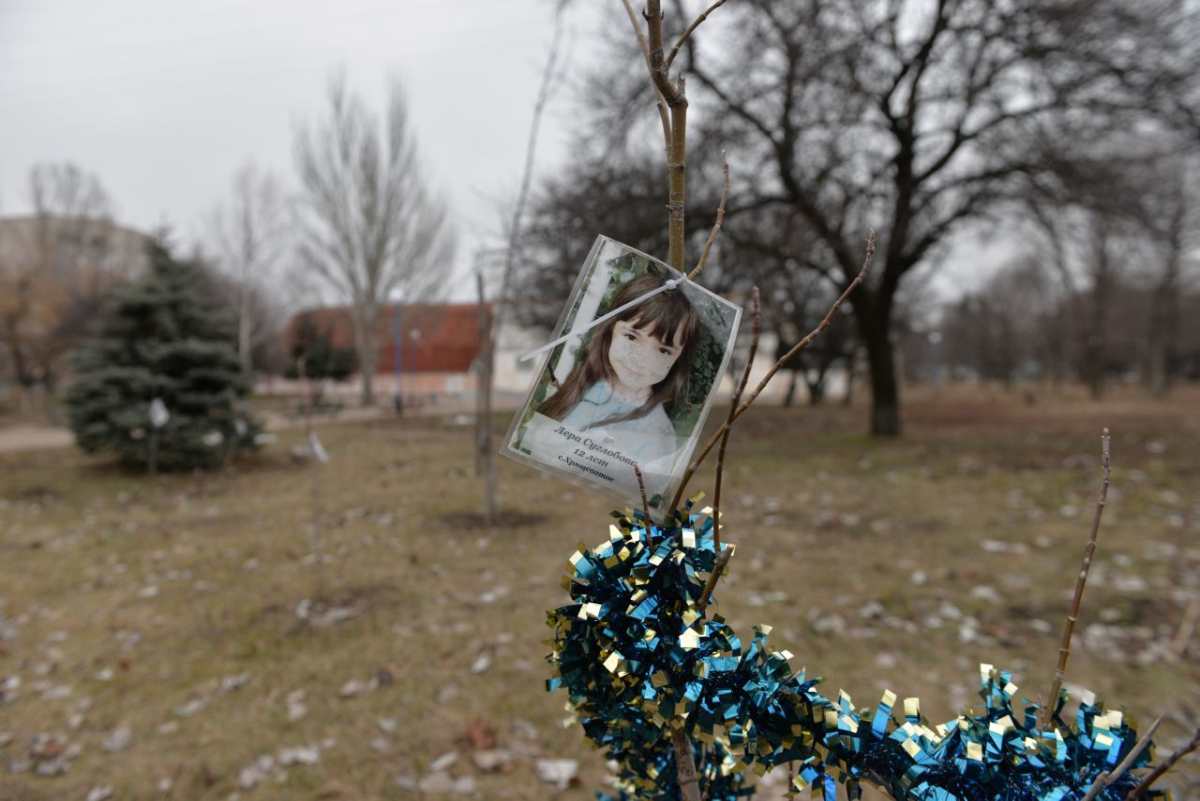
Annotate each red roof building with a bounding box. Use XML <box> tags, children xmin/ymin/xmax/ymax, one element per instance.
<box><xmin>285</xmin><ymin>303</ymin><xmax>489</xmax><ymax>374</ymax></box>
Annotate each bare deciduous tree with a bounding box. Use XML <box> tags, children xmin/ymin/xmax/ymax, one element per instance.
<box><xmin>0</xmin><ymin>163</ymin><xmax>116</xmax><ymax>401</ymax></box>
<box><xmin>1019</xmin><ymin>132</ymin><xmax>1188</xmax><ymax>399</ymax></box>
<box><xmin>938</xmin><ymin>255</ymin><xmax>1059</xmax><ymax>386</ymax></box>
<box><xmin>1141</xmin><ymin>155</ymin><xmax>1199</xmax><ymax>396</ymax></box>
<box><xmin>293</xmin><ymin>73</ymin><xmax>454</xmax><ymax>406</ymax></box>
<box><xmin>552</xmin><ymin>0</ymin><xmax>1197</xmax><ymax>435</ymax></box>
<box><xmin>473</xmin><ymin>0</ymin><xmax>571</xmax><ymax>524</ymax></box>
<box><xmin>210</xmin><ymin>162</ymin><xmax>288</xmax><ymax>381</ymax></box>
<box><xmin>513</xmin><ymin>152</ymin><xmax>676</xmax><ymax>332</ymax></box>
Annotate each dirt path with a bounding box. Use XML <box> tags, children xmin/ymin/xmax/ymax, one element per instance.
<box><xmin>0</xmin><ymin>396</ymin><xmax>523</xmax><ymax>455</ymax></box>
<box><xmin>0</xmin><ymin>424</ymin><xmax>74</xmax><ymax>452</ymax></box>
<box><xmin>0</xmin><ymin>411</ymin><xmax>393</xmax><ymax>455</ymax></box>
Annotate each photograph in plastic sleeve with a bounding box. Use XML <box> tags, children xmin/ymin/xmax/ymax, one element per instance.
<box><xmin>504</xmin><ymin>235</ymin><xmax>741</xmax><ymax>514</ymax></box>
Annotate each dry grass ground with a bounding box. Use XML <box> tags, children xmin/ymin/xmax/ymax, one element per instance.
<box><xmin>1</xmin><ymin>385</ymin><xmax>1198</xmax><ymax>801</ymax></box>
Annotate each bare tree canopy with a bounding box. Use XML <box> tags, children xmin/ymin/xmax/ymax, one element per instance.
<box><xmin>525</xmin><ymin>0</ymin><xmax>1199</xmax><ymax>435</ymax></box>
<box><xmin>0</xmin><ymin>162</ymin><xmax>121</xmax><ymax>397</ymax></box>
<box><xmin>293</xmin><ymin>72</ymin><xmax>454</xmax><ymax>405</ymax></box>
<box><xmin>513</xmin><ymin>152</ymin><xmax>673</xmax><ymax>331</ymax></box>
<box><xmin>209</xmin><ymin>162</ymin><xmax>288</xmax><ymax>379</ymax></box>
<box><xmin>29</xmin><ymin>163</ymin><xmax>112</xmax><ymax>224</ymax></box>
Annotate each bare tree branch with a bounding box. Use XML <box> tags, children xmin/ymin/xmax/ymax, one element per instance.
<box><xmin>687</xmin><ymin>154</ymin><xmax>729</xmax><ymax>280</ymax></box>
<box><xmin>475</xmin><ymin>2</ymin><xmax>570</xmax><ymax>520</ymax></box>
<box><xmin>2</xmin><ymin>162</ymin><xmax>115</xmax><ymax>398</ymax></box>
<box><xmin>1042</xmin><ymin>428</ymin><xmax>1111</xmax><ymax>727</ymax></box>
<box><xmin>664</xmin><ymin>0</ymin><xmax>730</xmax><ymax>72</ymax></box>
<box><xmin>633</xmin><ymin>463</ymin><xmax>652</xmax><ymax>527</ymax></box>
<box><xmin>210</xmin><ymin>162</ymin><xmax>287</xmax><ymax>379</ymax></box>
<box><xmin>621</xmin><ymin>0</ymin><xmax>672</xmax><ymax>155</ymax></box>
<box><xmin>671</xmin><ymin>231</ymin><xmax>875</xmax><ymax>512</ymax></box>
<box><xmin>644</xmin><ymin>0</ymin><xmax>684</xmax><ymax>106</ymax></box>
<box><xmin>1081</xmin><ymin>716</ymin><xmax>1161</xmax><ymax>801</ymax></box>
<box><xmin>711</xmin><ymin>286</ymin><xmax>758</xmax><ymax>549</ymax></box>
<box><xmin>1125</xmin><ymin>725</ymin><xmax>1200</xmax><ymax>800</ymax></box>
<box><xmin>638</xmin><ymin>0</ymin><xmax>692</xmax><ymax>270</ymax></box>
<box><xmin>697</xmin><ymin>544</ymin><xmax>732</xmax><ymax>612</ymax></box>
<box><xmin>670</xmin><ymin>729</ymin><xmax>702</xmax><ymax>801</ymax></box>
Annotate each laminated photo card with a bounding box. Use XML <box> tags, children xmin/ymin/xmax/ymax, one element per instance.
<box><xmin>504</xmin><ymin>236</ymin><xmax>741</xmax><ymax>514</ymax></box>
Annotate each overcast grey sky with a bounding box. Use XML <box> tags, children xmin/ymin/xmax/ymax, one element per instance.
<box><xmin>0</xmin><ymin>0</ymin><xmax>598</xmax><ymax>284</ymax></box>
<box><xmin>1</xmin><ymin>0</ymin><xmax>1007</xmax><ymax>303</ymax></box>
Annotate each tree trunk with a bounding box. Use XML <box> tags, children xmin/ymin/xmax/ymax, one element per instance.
<box><xmin>3</xmin><ymin>314</ymin><xmax>34</xmax><ymax>390</ymax></box>
<box><xmin>1148</xmin><ymin>227</ymin><xmax>1182</xmax><ymax>398</ymax></box>
<box><xmin>852</xmin><ymin>284</ymin><xmax>901</xmax><ymax>436</ymax></box>
<box><xmin>842</xmin><ymin>349</ymin><xmax>856</xmax><ymax>407</ymax></box>
<box><xmin>1085</xmin><ymin>216</ymin><xmax>1111</xmax><ymax>402</ymax></box>
<box><xmin>238</xmin><ymin>286</ymin><xmax>254</xmax><ymax>383</ymax></box>
<box><xmin>475</xmin><ymin>273</ymin><xmax>497</xmax><ymax>523</ymax></box>
<box><xmin>782</xmin><ymin>370</ymin><xmax>799</xmax><ymax>407</ymax></box>
<box><xmin>354</xmin><ymin>309</ymin><xmax>378</xmax><ymax>407</ymax></box>
<box><xmin>806</xmin><ymin>372</ymin><xmax>826</xmax><ymax>406</ymax></box>
<box><xmin>1148</xmin><ymin>344</ymin><xmax>1169</xmax><ymax>397</ymax></box>
<box><xmin>481</xmin><ymin>361</ymin><xmax>497</xmax><ymax>523</ymax></box>
<box><xmin>862</xmin><ymin>324</ymin><xmax>901</xmax><ymax>436</ymax></box>
<box><xmin>1084</xmin><ymin>337</ymin><xmax>1104</xmax><ymax>400</ymax></box>
<box><xmin>360</xmin><ymin>359</ymin><xmax>375</xmax><ymax>407</ymax></box>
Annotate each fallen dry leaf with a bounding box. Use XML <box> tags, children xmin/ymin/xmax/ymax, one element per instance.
<box><xmin>462</xmin><ymin>719</ymin><xmax>497</xmax><ymax>750</ymax></box>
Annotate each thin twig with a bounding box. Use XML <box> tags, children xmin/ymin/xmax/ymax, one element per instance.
<box><xmin>712</xmin><ymin>286</ymin><xmax>759</xmax><ymax>549</ymax></box>
<box><xmin>1083</xmin><ymin>768</ymin><xmax>1110</xmax><ymax>800</ymax></box>
<box><xmin>666</xmin><ymin>85</ymin><xmax>688</xmax><ymax>269</ymax></box>
<box><xmin>621</xmin><ymin>0</ymin><xmax>672</xmax><ymax>154</ymax></box>
<box><xmin>1124</xmin><ymin>725</ymin><xmax>1200</xmax><ymax>800</ymax></box>
<box><xmin>645</xmin><ymin>0</ymin><xmax>684</xmax><ymax>104</ymax></box>
<box><xmin>1080</xmin><ymin>716</ymin><xmax>1161</xmax><ymax>801</ymax></box>
<box><xmin>687</xmin><ymin>154</ymin><xmax>730</xmax><ymax>280</ymax></box>
<box><xmin>670</xmin><ymin>232</ymin><xmax>875</xmax><ymax>512</ymax></box>
<box><xmin>671</xmin><ymin>728</ymin><xmax>702</xmax><ymax>801</ymax></box>
<box><xmin>641</xmin><ymin>0</ymin><xmax>691</xmax><ymax>271</ymax></box>
<box><xmin>697</xmin><ymin>545</ymin><xmax>732</xmax><ymax>613</ymax></box>
<box><xmin>297</xmin><ymin>356</ymin><xmax>326</xmax><ymax>596</ymax></box>
<box><xmin>633</xmin><ymin>463</ymin><xmax>652</xmax><ymax>526</ymax></box>
<box><xmin>665</xmin><ymin>0</ymin><xmax>730</xmax><ymax>72</ymax></box>
<box><xmin>626</xmin><ymin>8</ymin><xmax>721</xmax><ymax>801</ymax></box>
<box><xmin>494</xmin><ymin>1</ymin><xmax>567</xmax><ymax>338</ymax></box>
<box><xmin>1042</xmin><ymin>428</ymin><xmax>1112</xmax><ymax>727</ymax></box>
<box><xmin>1112</xmin><ymin>718</ymin><xmax>1164</xmax><ymax>783</ymax></box>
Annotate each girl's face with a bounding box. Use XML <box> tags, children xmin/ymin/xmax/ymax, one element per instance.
<box><xmin>608</xmin><ymin>318</ymin><xmax>685</xmax><ymax>392</ymax></box>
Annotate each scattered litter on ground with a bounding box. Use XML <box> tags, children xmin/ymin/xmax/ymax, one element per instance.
<box><xmin>535</xmin><ymin>758</ymin><xmax>579</xmax><ymax>790</ymax></box>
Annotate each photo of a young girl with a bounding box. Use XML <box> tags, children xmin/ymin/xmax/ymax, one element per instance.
<box><xmin>536</xmin><ymin>272</ymin><xmax>698</xmax><ymax>464</ymax></box>
<box><xmin>504</xmin><ymin>236</ymin><xmax>740</xmax><ymax>512</ymax></box>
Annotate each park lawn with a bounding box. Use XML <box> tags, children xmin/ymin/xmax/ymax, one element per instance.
<box><xmin>0</xmin><ymin>386</ymin><xmax>1197</xmax><ymax>801</ymax></box>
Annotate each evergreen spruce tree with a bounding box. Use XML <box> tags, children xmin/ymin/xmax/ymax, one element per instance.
<box><xmin>284</xmin><ymin>314</ymin><xmax>358</xmax><ymax>382</ymax></box>
<box><xmin>65</xmin><ymin>235</ymin><xmax>261</xmax><ymax>470</ymax></box>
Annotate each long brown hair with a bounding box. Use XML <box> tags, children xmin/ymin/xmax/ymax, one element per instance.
<box><xmin>538</xmin><ymin>272</ymin><xmax>699</xmax><ymax>429</ymax></box>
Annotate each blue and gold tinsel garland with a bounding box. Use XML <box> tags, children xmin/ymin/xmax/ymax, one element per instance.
<box><xmin>546</xmin><ymin>504</ymin><xmax>1161</xmax><ymax>801</ymax></box>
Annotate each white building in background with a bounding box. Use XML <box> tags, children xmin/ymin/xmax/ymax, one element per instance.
<box><xmin>493</xmin><ymin>319</ymin><xmax>545</xmax><ymax>399</ymax></box>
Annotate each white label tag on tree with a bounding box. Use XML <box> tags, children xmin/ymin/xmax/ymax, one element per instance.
<box><xmin>503</xmin><ymin>235</ymin><xmax>741</xmax><ymax>515</ymax></box>
<box><xmin>308</xmin><ymin>432</ymin><xmax>329</xmax><ymax>464</ymax></box>
<box><xmin>149</xmin><ymin>398</ymin><xmax>170</xmax><ymax>429</ymax></box>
